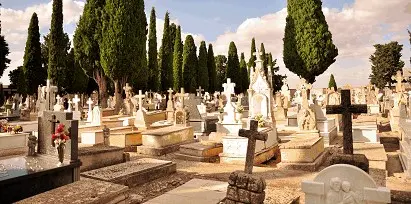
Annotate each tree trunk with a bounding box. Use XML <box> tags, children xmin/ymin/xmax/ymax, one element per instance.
<box><xmin>114</xmin><ymin>80</ymin><xmax>122</xmax><ymax>113</ymax></box>
<box><xmin>94</xmin><ymin>69</ymin><xmax>108</xmax><ymax>108</ymax></box>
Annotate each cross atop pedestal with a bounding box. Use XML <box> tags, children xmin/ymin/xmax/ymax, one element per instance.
<box><xmin>67</xmin><ymin>99</ymin><xmax>73</xmax><ymax>112</ymax></box>
<box><xmin>238</xmin><ymin>120</ymin><xmax>268</xmax><ymax>174</ymax></box>
<box><xmin>49</xmin><ymin>114</ymin><xmax>60</xmax><ymax>147</ymax></box>
<box><xmin>326</xmin><ymin>89</ymin><xmax>367</xmax><ymax>154</ymax></box>
<box><xmin>56</xmin><ymin>95</ymin><xmax>61</xmax><ymax>105</ymax></box>
<box><xmin>123</xmin><ymin>83</ymin><xmax>133</xmax><ymax>99</ymax></box>
<box><xmin>223</xmin><ymin>78</ymin><xmax>236</xmax><ymax>97</ymax></box>
<box><xmin>196</xmin><ymin>86</ymin><xmax>204</xmax><ymax>97</ymax></box>
<box><xmin>167</xmin><ymin>88</ymin><xmax>174</xmax><ymax>99</ymax></box>
<box><xmin>73</xmin><ymin>95</ymin><xmax>80</xmax><ymax>111</ymax></box>
<box><xmin>135</xmin><ymin>90</ymin><xmax>145</xmax><ymax>111</ymax></box>
<box><xmin>175</xmin><ymin>88</ymin><xmax>189</xmax><ymax>109</ymax></box>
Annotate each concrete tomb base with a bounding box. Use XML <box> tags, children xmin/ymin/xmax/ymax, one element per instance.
<box><xmin>81</xmin><ymin>126</ymin><xmax>136</xmax><ymax>145</ymax></box>
<box><xmin>78</xmin><ymin>145</ymin><xmax>125</xmax><ymax>172</ymax></box>
<box><xmin>81</xmin><ymin>158</ymin><xmax>176</xmax><ymax>187</ymax></box>
<box><xmin>175</xmin><ymin>141</ymin><xmax>223</xmax><ymax>163</ymax></box>
<box><xmin>136</xmin><ymin>126</ymin><xmax>195</xmax><ymax>156</ymax></box>
<box><xmin>0</xmin><ymin>132</ymin><xmax>29</xmax><ymax>157</ymax></box>
<box><xmin>17</xmin><ymin>178</ymin><xmax>129</xmax><ymax>204</ymax></box>
<box><xmin>109</xmin><ymin>130</ymin><xmax>142</xmax><ymax>152</ymax></box>
<box><xmin>277</xmin><ymin>136</ymin><xmax>327</xmax><ymax>172</ymax></box>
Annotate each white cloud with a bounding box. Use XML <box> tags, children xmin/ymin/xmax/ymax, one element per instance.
<box><xmin>0</xmin><ymin>0</ymin><xmax>85</xmax><ymax>85</ymax></box>
<box><xmin>211</xmin><ymin>0</ymin><xmax>411</xmax><ymax>89</ymax></box>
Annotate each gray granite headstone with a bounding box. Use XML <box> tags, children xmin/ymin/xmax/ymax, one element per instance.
<box><xmin>186</xmin><ymin>94</ymin><xmax>202</xmax><ymax>120</ymax></box>
<box><xmin>37</xmin><ymin>111</ymin><xmax>79</xmax><ymax>163</ymax></box>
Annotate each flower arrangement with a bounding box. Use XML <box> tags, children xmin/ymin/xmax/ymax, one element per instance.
<box><xmin>236</xmin><ymin>105</ymin><xmax>244</xmax><ymax>114</ymax></box>
<box><xmin>13</xmin><ymin>125</ymin><xmax>23</xmax><ymax>133</ymax></box>
<box><xmin>0</xmin><ymin>119</ymin><xmax>8</xmax><ymax>133</ymax></box>
<box><xmin>51</xmin><ymin>124</ymin><xmax>70</xmax><ymax>147</ymax></box>
<box><xmin>254</xmin><ymin>114</ymin><xmax>265</xmax><ymax>128</ymax></box>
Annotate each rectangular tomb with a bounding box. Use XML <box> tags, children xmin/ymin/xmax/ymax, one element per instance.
<box><xmin>110</xmin><ymin>131</ymin><xmax>142</xmax><ymax>151</ymax></box>
<box><xmin>81</xmin><ymin>126</ymin><xmax>136</xmax><ymax>145</ymax></box>
<box><xmin>140</xmin><ymin>126</ymin><xmax>194</xmax><ymax>148</ymax></box>
<box><xmin>353</xmin><ymin>123</ymin><xmax>378</xmax><ymax>143</ymax></box>
<box><xmin>81</xmin><ymin>158</ymin><xmax>176</xmax><ymax>187</ymax></box>
<box><xmin>280</xmin><ymin>136</ymin><xmax>324</xmax><ymax>163</ymax></box>
<box><xmin>0</xmin><ymin>132</ymin><xmax>29</xmax><ymax>157</ymax></box>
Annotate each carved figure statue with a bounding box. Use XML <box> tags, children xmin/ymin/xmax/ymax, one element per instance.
<box><xmin>298</xmin><ymin>108</ymin><xmax>317</xmax><ymax>130</ymax></box>
<box><xmin>27</xmin><ymin>134</ymin><xmax>37</xmax><ymax>156</ymax></box>
<box><xmin>326</xmin><ymin>177</ymin><xmax>343</xmax><ymax>204</ymax></box>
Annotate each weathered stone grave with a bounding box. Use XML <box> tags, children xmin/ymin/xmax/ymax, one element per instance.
<box><xmin>0</xmin><ymin>132</ymin><xmax>30</xmax><ymax>157</ymax></box>
<box><xmin>302</xmin><ymin>164</ymin><xmax>390</xmax><ymax>204</ymax></box>
<box><xmin>186</xmin><ymin>93</ymin><xmax>218</xmax><ymax>136</ymax></box>
<box><xmin>175</xmin><ymin>132</ymin><xmax>225</xmax><ymax>162</ymax></box>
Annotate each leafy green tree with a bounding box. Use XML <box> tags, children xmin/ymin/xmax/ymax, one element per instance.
<box><xmin>207</xmin><ymin>44</ymin><xmax>216</xmax><ymax>93</ymax></box>
<box><xmin>370</xmin><ymin>41</ymin><xmax>405</xmax><ymax>89</ymax></box>
<box><xmin>48</xmin><ymin>0</ymin><xmax>67</xmax><ymax>88</ymax></box>
<box><xmin>197</xmin><ymin>41</ymin><xmax>209</xmax><ymax>91</ymax></box>
<box><xmin>239</xmin><ymin>52</ymin><xmax>249</xmax><ymax>93</ymax></box>
<box><xmin>226</xmin><ymin>42</ymin><xmax>240</xmax><ymax>93</ymax></box>
<box><xmin>283</xmin><ymin>0</ymin><xmax>338</xmax><ymax>83</ymax></box>
<box><xmin>147</xmin><ymin>7</ymin><xmax>159</xmax><ymax>91</ymax></box>
<box><xmin>0</xmin><ymin>3</ymin><xmax>10</xmax><ymax>78</ymax></box>
<box><xmin>182</xmin><ymin>35</ymin><xmax>197</xmax><ymax>93</ymax></box>
<box><xmin>247</xmin><ymin>37</ymin><xmax>256</xmax><ymax>69</ymax></box>
<box><xmin>159</xmin><ymin>12</ymin><xmax>173</xmax><ymax>91</ymax></box>
<box><xmin>267</xmin><ymin>53</ymin><xmax>286</xmax><ymax>92</ymax></box>
<box><xmin>9</xmin><ymin>66</ymin><xmax>25</xmax><ymax>94</ymax></box>
<box><xmin>215</xmin><ymin>55</ymin><xmax>227</xmax><ymax>91</ymax></box>
<box><xmin>0</xmin><ymin>84</ymin><xmax>4</xmax><ymax>105</ymax></box>
<box><xmin>328</xmin><ymin>74</ymin><xmax>337</xmax><ymax>90</ymax></box>
<box><xmin>66</xmin><ymin>49</ymin><xmax>88</xmax><ymax>93</ymax></box>
<box><xmin>172</xmin><ymin>26</ymin><xmax>183</xmax><ymax>91</ymax></box>
<box><xmin>74</xmin><ymin>0</ymin><xmax>108</xmax><ymax>106</ymax></box>
<box><xmin>23</xmin><ymin>13</ymin><xmax>46</xmax><ymax>95</ymax></box>
<box><xmin>100</xmin><ymin>0</ymin><xmax>147</xmax><ymax>111</ymax></box>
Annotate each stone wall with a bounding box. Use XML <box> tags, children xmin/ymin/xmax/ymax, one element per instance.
<box><xmin>224</xmin><ymin>171</ymin><xmax>266</xmax><ymax>204</ymax></box>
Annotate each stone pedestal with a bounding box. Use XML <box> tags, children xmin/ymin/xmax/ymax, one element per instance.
<box><xmin>368</xmin><ymin>104</ymin><xmax>380</xmax><ymax>114</ymax></box>
<box><xmin>390</xmin><ymin>106</ymin><xmax>400</xmax><ymax>132</ymax></box>
<box><xmin>223</xmin><ymin>172</ymin><xmax>266</xmax><ymax>204</ymax></box>
<box><xmin>353</xmin><ymin>123</ymin><xmax>378</xmax><ymax>143</ymax></box>
<box><xmin>287</xmin><ymin>114</ymin><xmax>298</xmax><ymax>127</ymax></box>
<box><xmin>316</xmin><ymin>118</ymin><xmax>337</xmax><ymax>145</ymax></box>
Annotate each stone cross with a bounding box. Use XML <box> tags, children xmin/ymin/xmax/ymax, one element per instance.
<box><xmin>45</xmin><ymin>79</ymin><xmax>58</xmax><ymax>110</ymax></box>
<box><xmin>136</xmin><ymin>90</ymin><xmax>145</xmax><ymax>110</ymax></box>
<box><xmin>123</xmin><ymin>83</ymin><xmax>133</xmax><ymax>99</ymax></box>
<box><xmin>49</xmin><ymin>114</ymin><xmax>60</xmax><ymax>147</ymax></box>
<box><xmin>326</xmin><ymin>90</ymin><xmax>367</xmax><ymax>154</ymax></box>
<box><xmin>392</xmin><ymin>70</ymin><xmax>406</xmax><ymax>93</ymax></box>
<box><xmin>73</xmin><ymin>95</ymin><xmax>80</xmax><ymax>111</ymax></box>
<box><xmin>223</xmin><ymin>78</ymin><xmax>236</xmax><ymax>98</ymax></box>
<box><xmin>167</xmin><ymin>88</ymin><xmax>174</xmax><ymax>99</ymax></box>
<box><xmin>238</xmin><ymin>120</ymin><xmax>268</xmax><ymax>174</ymax></box>
<box><xmin>253</xmin><ymin>48</ymin><xmax>264</xmax><ymax>61</ymax></box>
<box><xmin>86</xmin><ymin>97</ymin><xmax>94</xmax><ymax>122</ymax></box>
<box><xmin>67</xmin><ymin>99</ymin><xmax>72</xmax><ymax>112</ymax></box>
<box><xmin>298</xmin><ymin>78</ymin><xmax>312</xmax><ymax>109</ymax></box>
<box><xmin>56</xmin><ymin>95</ymin><xmax>61</xmax><ymax>105</ymax></box>
<box><xmin>196</xmin><ymin>86</ymin><xmax>204</xmax><ymax>97</ymax></box>
<box><xmin>175</xmin><ymin>88</ymin><xmax>189</xmax><ymax>109</ymax></box>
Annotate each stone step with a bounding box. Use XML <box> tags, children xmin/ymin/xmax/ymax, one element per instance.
<box><xmin>174</xmin><ymin>153</ymin><xmax>219</xmax><ymax>163</ymax></box>
<box><xmin>81</xmin><ymin>158</ymin><xmax>176</xmax><ymax>187</ymax></box>
<box><xmin>179</xmin><ymin>142</ymin><xmax>222</xmax><ymax>157</ymax></box>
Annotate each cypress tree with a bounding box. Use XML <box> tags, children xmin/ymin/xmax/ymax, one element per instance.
<box><xmin>23</xmin><ymin>13</ymin><xmax>45</xmax><ymax>95</ymax></box>
<box><xmin>197</xmin><ymin>41</ymin><xmax>209</xmax><ymax>91</ymax></box>
<box><xmin>182</xmin><ymin>35</ymin><xmax>197</xmax><ymax>93</ymax></box>
<box><xmin>215</xmin><ymin>55</ymin><xmax>227</xmax><ymax>91</ymax></box>
<box><xmin>226</xmin><ymin>41</ymin><xmax>240</xmax><ymax>93</ymax></box>
<box><xmin>159</xmin><ymin>12</ymin><xmax>173</xmax><ymax>91</ymax></box>
<box><xmin>67</xmin><ymin>49</ymin><xmax>88</xmax><ymax>93</ymax></box>
<box><xmin>239</xmin><ymin>53</ymin><xmax>248</xmax><ymax>93</ymax></box>
<box><xmin>48</xmin><ymin>0</ymin><xmax>66</xmax><ymax>88</ymax></box>
<box><xmin>283</xmin><ymin>0</ymin><xmax>338</xmax><ymax>83</ymax></box>
<box><xmin>328</xmin><ymin>74</ymin><xmax>337</xmax><ymax>90</ymax></box>
<box><xmin>147</xmin><ymin>7</ymin><xmax>159</xmax><ymax>91</ymax></box>
<box><xmin>100</xmin><ymin>0</ymin><xmax>147</xmax><ymax>111</ymax></box>
<box><xmin>74</xmin><ymin>0</ymin><xmax>108</xmax><ymax>107</ymax></box>
<box><xmin>0</xmin><ymin>3</ymin><xmax>10</xmax><ymax>78</ymax></box>
<box><xmin>169</xmin><ymin>23</ymin><xmax>177</xmax><ymax>54</ymax></box>
<box><xmin>172</xmin><ymin>26</ymin><xmax>183</xmax><ymax>90</ymax></box>
<box><xmin>247</xmin><ymin>37</ymin><xmax>256</xmax><ymax>69</ymax></box>
<box><xmin>260</xmin><ymin>43</ymin><xmax>267</xmax><ymax>76</ymax></box>
<box><xmin>207</xmin><ymin>44</ymin><xmax>216</xmax><ymax>93</ymax></box>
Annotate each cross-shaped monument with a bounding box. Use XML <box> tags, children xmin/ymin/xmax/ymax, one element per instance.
<box><xmin>86</xmin><ymin>98</ymin><xmax>94</xmax><ymax>122</ymax></box>
<box><xmin>72</xmin><ymin>95</ymin><xmax>80</xmax><ymax>111</ymax></box>
<box><xmin>326</xmin><ymin>89</ymin><xmax>367</xmax><ymax>154</ymax></box>
<box><xmin>175</xmin><ymin>88</ymin><xmax>189</xmax><ymax>109</ymax></box>
<box><xmin>45</xmin><ymin>79</ymin><xmax>58</xmax><ymax>110</ymax></box>
<box><xmin>67</xmin><ymin>99</ymin><xmax>73</xmax><ymax>112</ymax></box>
<box><xmin>135</xmin><ymin>90</ymin><xmax>145</xmax><ymax>111</ymax></box>
<box><xmin>238</xmin><ymin>120</ymin><xmax>268</xmax><ymax>174</ymax></box>
<box><xmin>253</xmin><ymin>48</ymin><xmax>264</xmax><ymax>61</ymax></box>
<box><xmin>49</xmin><ymin>114</ymin><xmax>60</xmax><ymax>147</ymax></box>
<box><xmin>196</xmin><ymin>86</ymin><xmax>204</xmax><ymax>97</ymax></box>
<box><xmin>123</xmin><ymin>83</ymin><xmax>133</xmax><ymax>99</ymax></box>
<box><xmin>222</xmin><ymin>78</ymin><xmax>235</xmax><ymax>99</ymax></box>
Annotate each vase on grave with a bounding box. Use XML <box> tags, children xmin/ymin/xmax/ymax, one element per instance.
<box><xmin>57</xmin><ymin>143</ymin><xmax>65</xmax><ymax>167</ymax></box>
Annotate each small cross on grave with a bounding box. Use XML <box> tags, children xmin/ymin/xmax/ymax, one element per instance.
<box><xmin>135</xmin><ymin>90</ymin><xmax>145</xmax><ymax>111</ymax></box>
<box><xmin>238</xmin><ymin>120</ymin><xmax>268</xmax><ymax>174</ymax></box>
<box><xmin>175</xmin><ymin>88</ymin><xmax>189</xmax><ymax>109</ymax></box>
<box><xmin>326</xmin><ymin>89</ymin><xmax>367</xmax><ymax>154</ymax></box>
<box><xmin>56</xmin><ymin>95</ymin><xmax>61</xmax><ymax>104</ymax></box>
<box><xmin>67</xmin><ymin>99</ymin><xmax>72</xmax><ymax>112</ymax></box>
<box><xmin>223</xmin><ymin>78</ymin><xmax>236</xmax><ymax>99</ymax></box>
<box><xmin>49</xmin><ymin>114</ymin><xmax>60</xmax><ymax>147</ymax></box>
<box><xmin>73</xmin><ymin>95</ymin><xmax>80</xmax><ymax>111</ymax></box>
<box><xmin>196</xmin><ymin>86</ymin><xmax>204</xmax><ymax>97</ymax></box>
<box><xmin>167</xmin><ymin>88</ymin><xmax>174</xmax><ymax>100</ymax></box>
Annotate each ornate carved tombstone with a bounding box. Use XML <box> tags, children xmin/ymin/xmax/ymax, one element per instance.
<box><xmin>302</xmin><ymin>164</ymin><xmax>390</xmax><ymax>204</ymax></box>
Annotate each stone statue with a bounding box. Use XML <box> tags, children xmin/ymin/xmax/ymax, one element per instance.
<box><xmin>27</xmin><ymin>134</ymin><xmax>37</xmax><ymax>156</ymax></box>
<box><xmin>298</xmin><ymin>108</ymin><xmax>317</xmax><ymax>131</ymax></box>
<box><xmin>326</xmin><ymin>177</ymin><xmax>343</xmax><ymax>204</ymax></box>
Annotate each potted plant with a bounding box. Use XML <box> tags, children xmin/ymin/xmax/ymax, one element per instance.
<box><xmin>236</xmin><ymin>105</ymin><xmax>244</xmax><ymax>122</ymax></box>
<box><xmin>254</xmin><ymin>114</ymin><xmax>265</xmax><ymax>128</ymax></box>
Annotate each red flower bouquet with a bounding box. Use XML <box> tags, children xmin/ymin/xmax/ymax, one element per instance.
<box><xmin>51</xmin><ymin>124</ymin><xmax>70</xmax><ymax>147</ymax></box>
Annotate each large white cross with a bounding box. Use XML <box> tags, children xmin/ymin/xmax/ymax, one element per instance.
<box><xmin>45</xmin><ymin>79</ymin><xmax>58</xmax><ymax>110</ymax></box>
<box><xmin>196</xmin><ymin>86</ymin><xmax>204</xmax><ymax>97</ymax></box>
<box><xmin>56</xmin><ymin>95</ymin><xmax>61</xmax><ymax>105</ymax></box>
<box><xmin>175</xmin><ymin>88</ymin><xmax>189</xmax><ymax>108</ymax></box>
<box><xmin>222</xmin><ymin>78</ymin><xmax>236</xmax><ymax>98</ymax></box>
<box><xmin>167</xmin><ymin>88</ymin><xmax>174</xmax><ymax>100</ymax></box>
<box><xmin>87</xmin><ymin>98</ymin><xmax>93</xmax><ymax>111</ymax></box>
<box><xmin>67</xmin><ymin>99</ymin><xmax>73</xmax><ymax>112</ymax></box>
<box><xmin>136</xmin><ymin>90</ymin><xmax>145</xmax><ymax>110</ymax></box>
<box><xmin>73</xmin><ymin>94</ymin><xmax>80</xmax><ymax>111</ymax></box>
<box><xmin>123</xmin><ymin>83</ymin><xmax>132</xmax><ymax>98</ymax></box>
<box><xmin>86</xmin><ymin>97</ymin><xmax>94</xmax><ymax>122</ymax></box>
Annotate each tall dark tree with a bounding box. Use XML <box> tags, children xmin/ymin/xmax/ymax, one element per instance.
<box><xmin>74</xmin><ymin>0</ymin><xmax>108</xmax><ymax>106</ymax></box>
<box><xmin>182</xmin><ymin>35</ymin><xmax>197</xmax><ymax>93</ymax></box>
<box><xmin>9</xmin><ymin>66</ymin><xmax>25</xmax><ymax>94</ymax></box>
<box><xmin>147</xmin><ymin>7</ymin><xmax>159</xmax><ymax>91</ymax></box>
<box><xmin>283</xmin><ymin>0</ymin><xmax>338</xmax><ymax>83</ymax></box>
<box><xmin>172</xmin><ymin>26</ymin><xmax>183</xmax><ymax>90</ymax></box>
<box><xmin>328</xmin><ymin>74</ymin><xmax>337</xmax><ymax>90</ymax></box>
<box><xmin>159</xmin><ymin>12</ymin><xmax>173</xmax><ymax>91</ymax></box>
<box><xmin>67</xmin><ymin>49</ymin><xmax>88</xmax><ymax>93</ymax></box>
<box><xmin>267</xmin><ymin>53</ymin><xmax>286</xmax><ymax>92</ymax></box>
<box><xmin>169</xmin><ymin>23</ymin><xmax>177</xmax><ymax>54</ymax></box>
<box><xmin>100</xmin><ymin>0</ymin><xmax>147</xmax><ymax>111</ymax></box>
<box><xmin>0</xmin><ymin>3</ymin><xmax>10</xmax><ymax>78</ymax></box>
<box><xmin>48</xmin><ymin>0</ymin><xmax>67</xmax><ymax>88</ymax></box>
<box><xmin>226</xmin><ymin>41</ymin><xmax>240</xmax><ymax>93</ymax></box>
<box><xmin>215</xmin><ymin>55</ymin><xmax>227</xmax><ymax>91</ymax></box>
<box><xmin>239</xmin><ymin>52</ymin><xmax>248</xmax><ymax>93</ymax></box>
<box><xmin>23</xmin><ymin>13</ymin><xmax>46</xmax><ymax>95</ymax></box>
<box><xmin>408</xmin><ymin>29</ymin><xmax>410</xmax><ymax>66</ymax></box>
<box><xmin>247</xmin><ymin>37</ymin><xmax>256</xmax><ymax>69</ymax></box>
<box><xmin>197</xmin><ymin>41</ymin><xmax>209</xmax><ymax>91</ymax></box>
<box><xmin>369</xmin><ymin>41</ymin><xmax>405</xmax><ymax>89</ymax></box>
<box><xmin>207</xmin><ymin>44</ymin><xmax>216</xmax><ymax>93</ymax></box>
<box><xmin>260</xmin><ymin>43</ymin><xmax>267</xmax><ymax>76</ymax></box>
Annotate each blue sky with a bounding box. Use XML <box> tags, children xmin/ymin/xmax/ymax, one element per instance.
<box><xmin>1</xmin><ymin>0</ymin><xmax>410</xmax><ymax>88</ymax></box>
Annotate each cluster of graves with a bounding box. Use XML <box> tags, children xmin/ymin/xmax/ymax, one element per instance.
<box><xmin>1</xmin><ymin>50</ymin><xmax>411</xmax><ymax>203</ymax></box>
